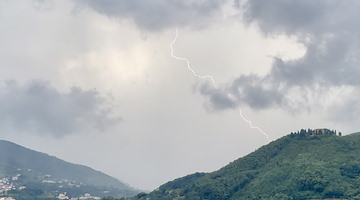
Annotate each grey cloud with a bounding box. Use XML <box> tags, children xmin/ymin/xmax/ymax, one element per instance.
<box><xmin>269</xmin><ymin>34</ymin><xmax>360</xmax><ymax>87</ymax></box>
<box><xmin>199</xmin><ymin>0</ymin><xmax>360</xmax><ymax>117</ymax></box>
<box><xmin>199</xmin><ymin>83</ymin><xmax>237</xmax><ymax>111</ymax></box>
<box><xmin>242</xmin><ymin>0</ymin><xmax>360</xmax><ymax>36</ymax></box>
<box><xmin>75</xmin><ymin>0</ymin><xmax>226</xmax><ymax>31</ymax></box>
<box><xmin>242</xmin><ymin>0</ymin><xmax>328</xmax><ymax>35</ymax></box>
<box><xmin>0</xmin><ymin>80</ymin><xmax>121</xmax><ymax>137</ymax></box>
<box><xmin>199</xmin><ymin>74</ymin><xmax>284</xmax><ymax>111</ymax></box>
<box><xmin>231</xmin><ymin>75</ymin><xmax>284</xmax><ymax>109</ymax></box>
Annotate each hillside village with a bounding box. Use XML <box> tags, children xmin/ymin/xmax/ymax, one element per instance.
<box><xmin>0</xmin><ymin>168</ymin><xmax>101</xmax><ymax>200</ymax></box>
<box><xmin>0</xmin><ymin>175</ymin><xmax>24</xmax><ymax>194</ymax></box>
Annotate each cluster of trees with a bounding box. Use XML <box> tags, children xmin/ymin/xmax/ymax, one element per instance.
<box><xmin>290</xmin><ymin>128</ymin><xmax>341</xmax><ymax>138</ymax></box>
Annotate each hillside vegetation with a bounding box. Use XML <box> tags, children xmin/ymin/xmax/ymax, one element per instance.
<box><xmin>130</xmin><ymin>129</ymin><xmax>360</xmax><ymax>200</ymax></box>
<box><xmin>0</xmin><ymin>140</ymin><xmax>138</xmax><ymax>199</ymax></box>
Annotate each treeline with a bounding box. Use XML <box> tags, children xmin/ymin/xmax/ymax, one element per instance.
<box><xmin>290</xmin><ymin>128</ymin><xmax>341</xmax><ymax>138</ymax></box>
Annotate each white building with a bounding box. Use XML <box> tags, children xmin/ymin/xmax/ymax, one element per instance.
<box><xmin>57</xmin><ymin>193</ymin><xmax>69</xmax><ymax>200</ymax></box>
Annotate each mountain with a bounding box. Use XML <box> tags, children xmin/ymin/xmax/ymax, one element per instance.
<box><xmin>350</xmin><ymin>132</ymin><xmax>360</xmax><ymax>136</ymax></box>
<box><xmin>132</xmin><ymin>129</ymin><xmax>360</xmax><ymax>200</ymax></box>
<box><xmin>0</xmin><ymin>140</ymin><xmax>139</xmax><ymax>199</ymax></box>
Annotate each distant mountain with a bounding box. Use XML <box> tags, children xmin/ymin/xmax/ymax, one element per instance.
<box><xmin>132</xmin><ymin>129</ymin><xmax>360</xmax><ymax>200</ymax></box>
<box><xmin>350</xmin><ymin>132</ymin><xmax>360</xmax><ymax>136</ymax></box>
<box><xmin>0</xmin><ymin>140</ymin><xmax>139</xmax><ymax>199</ymax></box>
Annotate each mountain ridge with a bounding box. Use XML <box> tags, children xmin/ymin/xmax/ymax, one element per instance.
<box><xmin>0</xmin><ymin>139</ymin><xmax>139</xmax><ymax>199</ymax></box>
<box><xmin>131</xmin><ymin>129</ymin><xmax>360</xmax><ymax>200</ymax></box>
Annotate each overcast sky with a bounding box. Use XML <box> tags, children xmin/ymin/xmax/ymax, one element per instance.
<box><xmin>1</xmin><ymin>0</ymin><xmax>359</xmax><ymax>190</ymax></box>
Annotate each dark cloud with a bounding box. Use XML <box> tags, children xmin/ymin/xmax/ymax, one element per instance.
<box><xmin>75</xmin><ymin>0</ymin><xmax>226</xmax><ymax>31</ymax></box>
<box><xmin>242</xmin><ymin>0</ymin><xmax>329</xmax><ymax>35</ymax></box>
<box><xmin>241</xmin><ymin>0</ymin><xmax>360</xmax><ymax>36</ymax></box>
<box><xmin>0</xmin><ymin>80</ymin><xmax>121</xmax><ymax>137</ymax></box>
<box><xmin>199</xmin><ymin>74</ymin><xmax>284</xmax><ymax>111</ymax></box>
<box><xmin>199</xmin><ymin>83</ymin><xmax>237</xmax><ymax>111</ymax></box>
<box><xmin>199</xmin><ymin>0</ymin><xmax>360</xmax><ymax>117</ymax></box>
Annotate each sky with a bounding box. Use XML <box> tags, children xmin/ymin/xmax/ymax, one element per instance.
<box><xmin>0</xmin><ymin>0</ymin><xmax>359</xmax><ymax>191</ymax></box>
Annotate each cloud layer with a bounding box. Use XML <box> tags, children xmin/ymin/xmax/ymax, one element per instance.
<box><xmin>76</xmin><ymin>0</ymin><xmax>226</xmax><ymax>31</ymax></box>
<box><xmin>0</xmin><ymin>80</ymin><xmax>120</xmax><ymax>137</ymax></box>
<box><xmin>199</xmin><ymin>0</ymin><xmax>360</xmax><ymax>119</ymax></box>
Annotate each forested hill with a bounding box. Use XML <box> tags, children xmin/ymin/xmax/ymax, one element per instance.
<box><xmin>0</xmin><ymin>140</ymin><xmax>138</xmax><ymax>198</ymax></box>
<box><xmin>133</xmin><ymin>129</ymin><xmax>360</xmax><ymax>200</ymax></box>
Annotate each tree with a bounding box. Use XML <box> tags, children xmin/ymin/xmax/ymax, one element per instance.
<box><xmin>136</xmin><ymin>192</ymin><xmax>148</xmax><ymax>199</ymax></box>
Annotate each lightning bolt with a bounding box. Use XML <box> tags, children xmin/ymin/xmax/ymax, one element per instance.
<box><xmin>170</xmin><ymin>29</ymin><xmax>217</xmax><ymax>88</ymax></box>
<box><xmin>170</xmin><ymin>29</ymin><xmax>271</xmax><ymax>142</ymax></box>
<box><xmin>239</xmin><ymin>109</ymin><xmax>270</xmax><ymax>142</ymax></box>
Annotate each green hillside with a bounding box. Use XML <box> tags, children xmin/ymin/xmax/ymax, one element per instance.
<box><xmin>132</xmin><ymin>129</ymin><xmax>360</xmax><ymax>200</ymax></box>
<box><xmin>0</xmin><ymin>140</ymin><xmax>138</xmax><ymax>199</ymax></box>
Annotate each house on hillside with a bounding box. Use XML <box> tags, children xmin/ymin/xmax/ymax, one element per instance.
<box><xmin>312</xmin><ymin>128</ymin><xmax>336</xmax><ymax>136</ymax></box>
<box><xmin>57</xmin><ymin>193</ymin><xmax>69</xmax><ymax>200</ymax></box>
<box><xmin>313</xmin><ymin>128</ymin><xmax>328</xmax><ymax>134</ymax></box>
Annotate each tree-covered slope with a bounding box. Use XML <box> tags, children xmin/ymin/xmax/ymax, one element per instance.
<box><xmin>136</xmin><ymin>129</ymin><xmax>360</xmax><ymax>200</ymax></box>
<box><xmin>0</xmin><ymin>140</ymin><xmax>138</xmax><ymax>198</ymax></box>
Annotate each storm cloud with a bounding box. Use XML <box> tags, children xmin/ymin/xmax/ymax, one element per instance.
<box><xmin>199</xmin><ymin>0</ymin><xmax>360</xmax><ymax>116</ymax></box>
<box><xmin>75</xmin><ymin>0</ymin><xmax>226</xmax><ymax>31</ymax></box>
<box><xmin>0</xmin><ymin>80</ymin><xmax>120</xmax><ymax>137</ymax></box>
